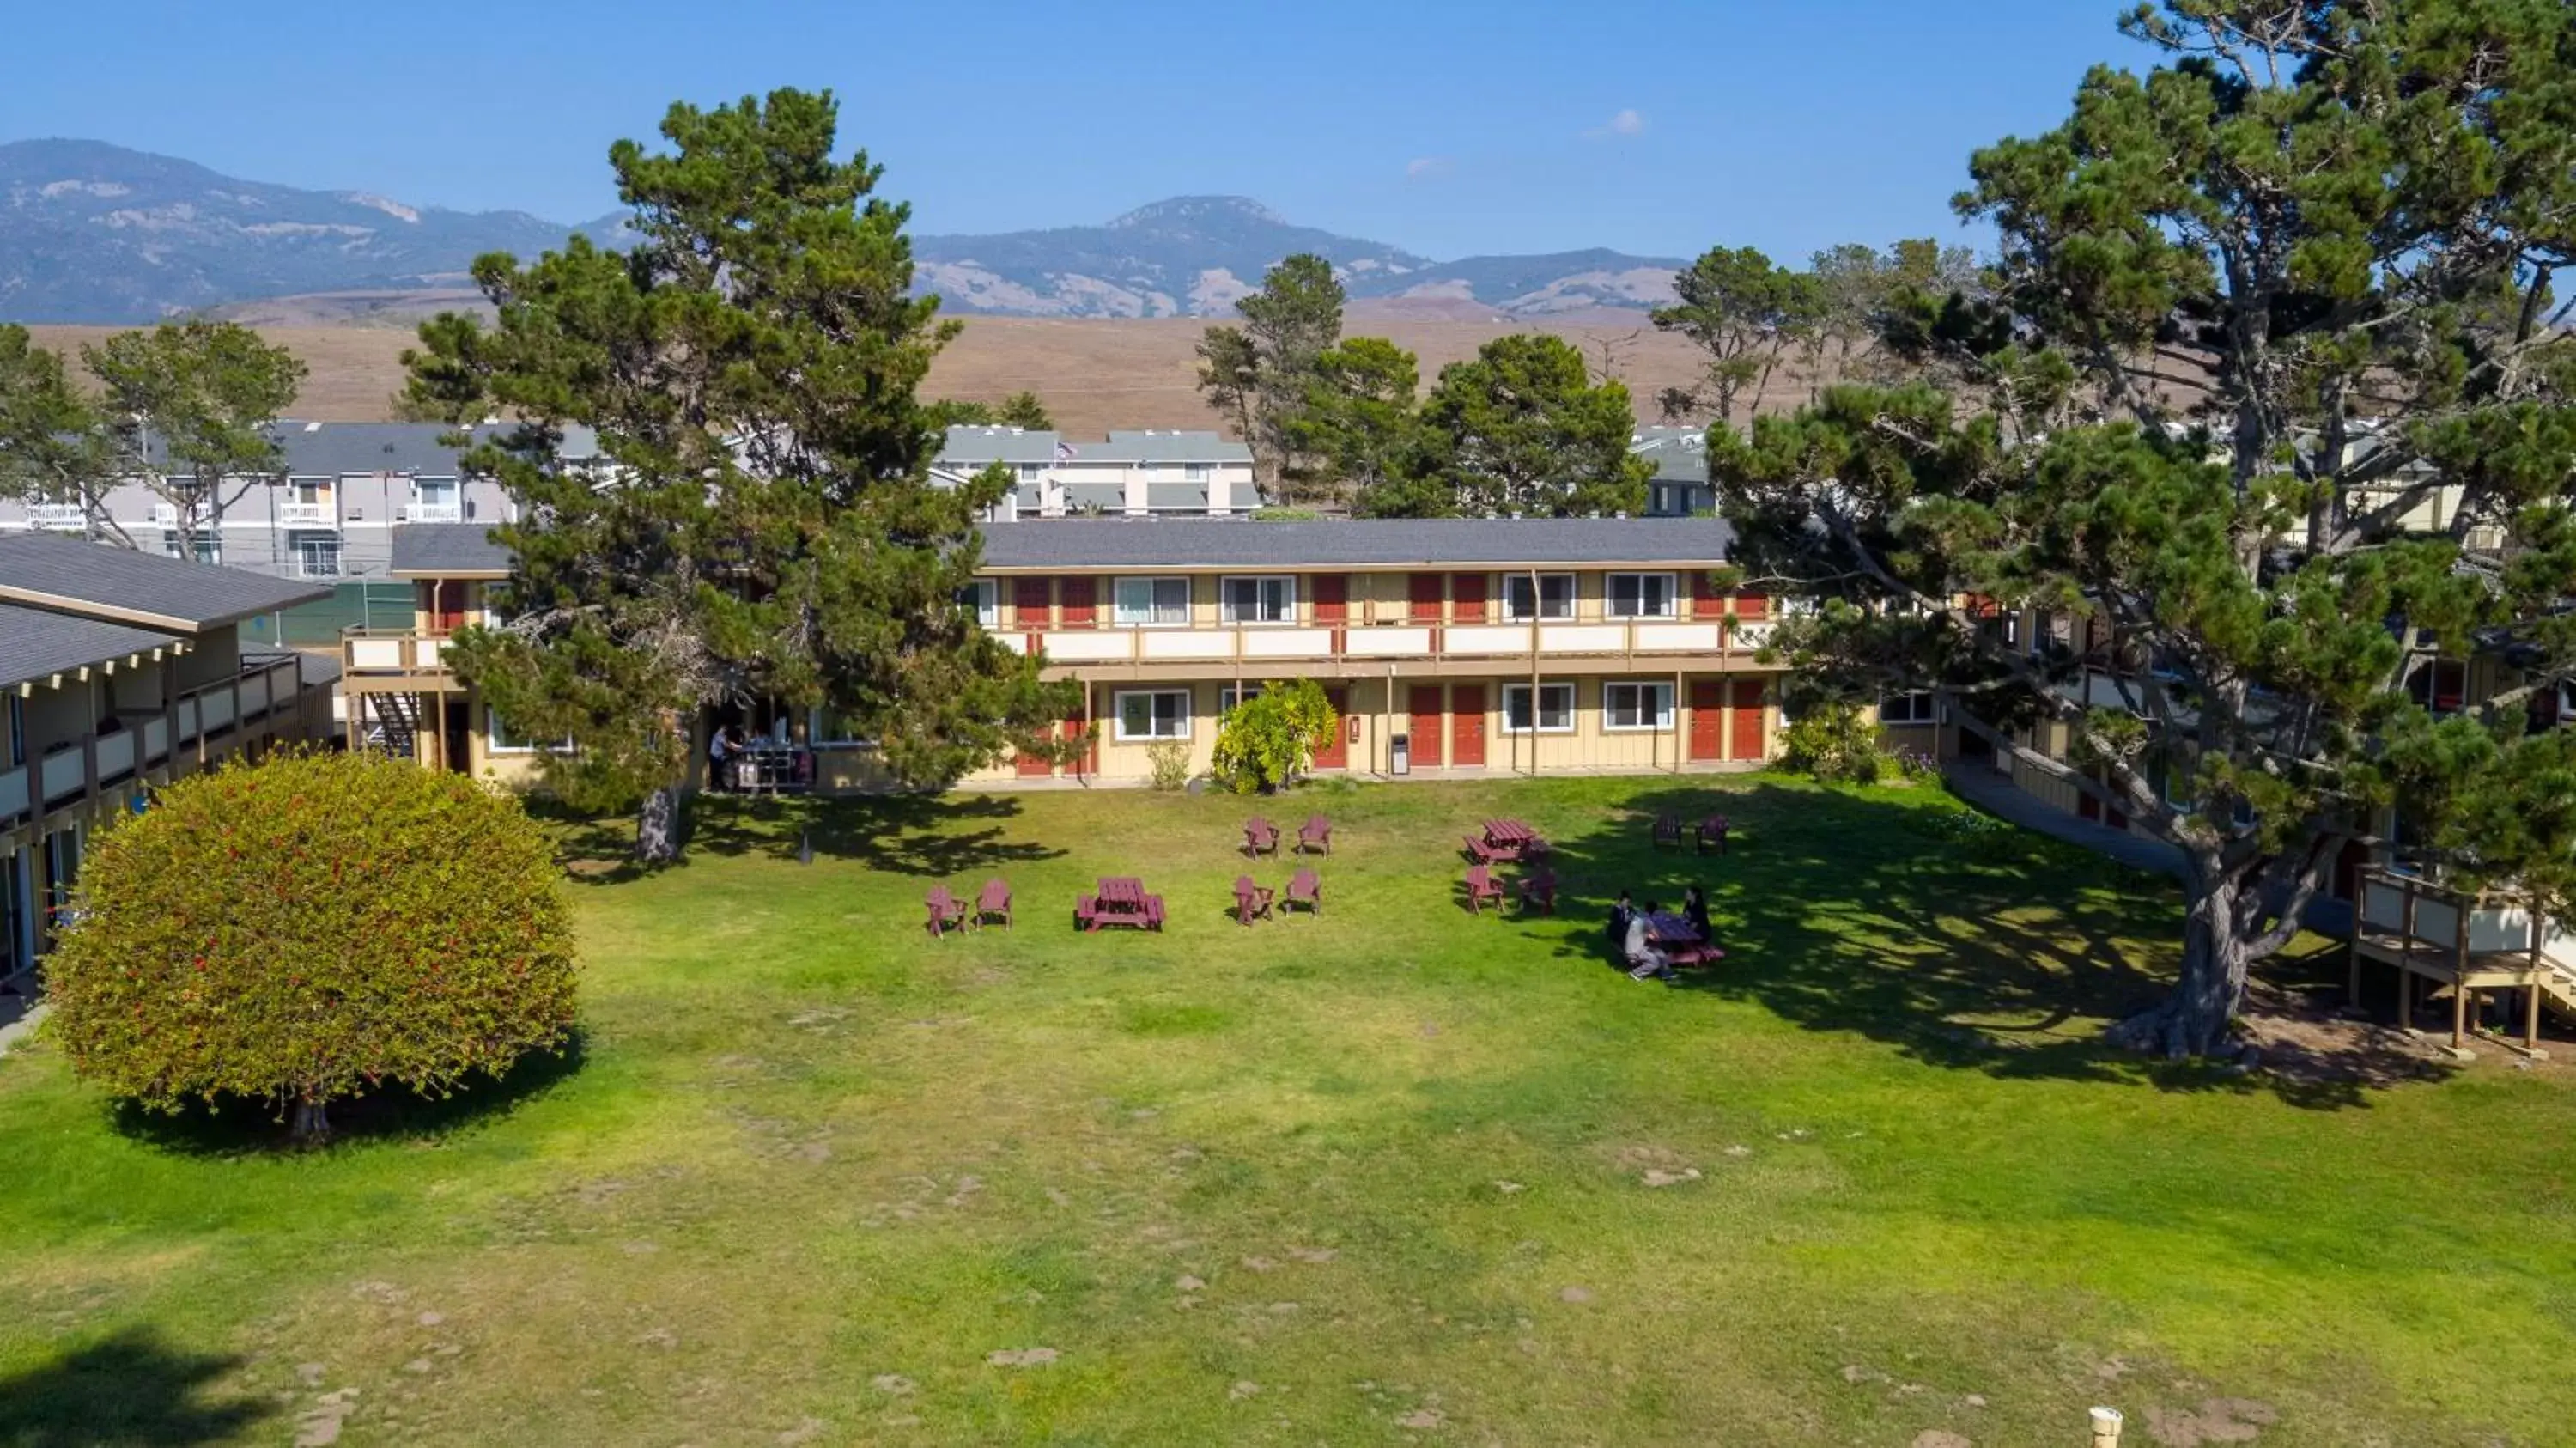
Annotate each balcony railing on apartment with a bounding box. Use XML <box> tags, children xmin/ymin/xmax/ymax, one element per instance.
<box><xmin>277</xmin><ymin>502</ymin><xmax>338</xmax><ymax>528</ymax></box>
<box><xmin>24</xmin><ymin>502</ymin><xmax>88</xmax><ymax>531</ymax></box>
<box><xmin>0</xmin><ymin>654</ymin><xmax>307</xmax><ymax>830</ymax></box>
<box><xmin>342</xmin><ymin>628</ymin><xmax>455</xmax><ymax>680</ymax></box>
<box><xmin>1005</xmin><ymin>617</ymin><xmax>1776</xmax><ymax>669</ymax></box>
<box><xmin>401</xmin><ymin>501</ymin><xmax>464</xmax><ymax>523</ymax></box>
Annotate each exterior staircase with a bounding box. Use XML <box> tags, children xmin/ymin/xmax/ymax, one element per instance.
<box><xmin>362</xmin><ymin>691</ymin><xmax>424</xmax><ymax>760</ymax></box>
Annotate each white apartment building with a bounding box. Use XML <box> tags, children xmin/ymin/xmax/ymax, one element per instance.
<box><xmin>933</xmin><ymin>427</ymin><xmax>1260</xmax><ymax>518</ymax></box>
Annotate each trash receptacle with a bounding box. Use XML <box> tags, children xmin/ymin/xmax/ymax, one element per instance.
<box><xmin>1390</xmin><ymin>733</ymin><xmax>1410</xmax><ymax>776</ymax></box>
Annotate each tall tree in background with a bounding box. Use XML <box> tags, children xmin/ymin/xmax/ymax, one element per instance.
<box><xmin>1651</xmin><ymin>246</ymin><xmax>1814</xmax><ymax>429</ymax></box>
<box><xmin>0</xmin><ymin>320</ymin><xmax>302</xmax><ymax>554</ymax></box>
<box><xmin>1805</xmin><ymin>238</ymin><xmax>1982</xmax><ymax>390</ymax></box>
<box><xmin>1365</xmin><ymin>333</ymin><xmax>1647</xmax><ymax>518</ymax></box>
<box><xmin>1716</xmin><ymin>0</ymin><xmax>2576</xmax><ymax>1056</ymax></box>
<box><xmin>1196</xmin><ymin>254</ymin><xmax>1344</xmax><ymax>505</ymax></box>
<box><xmin>404</xmin><ymin>88</ymin><xmax>1076</xmax><ymax>861</ymax></box>
<box><xmin>939</xmin><ymin>390</ymin><xmax>1054</xmax><ymax>429</ymax></box>
<box><xmin>1293</xmin><ymin>337</ymin><xmax>1431</xmax><ymax>512</ymax></box>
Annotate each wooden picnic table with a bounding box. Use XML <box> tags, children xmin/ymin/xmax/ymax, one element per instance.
<box><xmin>1079</xmin><ymin>875</ymin><xmax>1165</xmax><ymax>933</ymax></box>
<box><xmin>1645</xmin><ymin>911</ymin><xmax>1725</xmax><ymax>967</ymax></box>
<box><xmin>1482</xmin><ymin>818</ymin><xmax>1548</xmax><ymax>861</ymax></box>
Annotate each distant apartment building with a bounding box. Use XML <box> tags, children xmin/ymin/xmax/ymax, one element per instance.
<box><xmin>933</xmin><ymin>427</ymin><xmax>1260</xmax><ymax>518</ymax></box>
<box><xmin>0</xmin><ymin>422</ymin><xmax>592</xmax><ymax>581</ymax></box>
<box><xmin>1631</xmin><ymin>427</ymin><xmax>1714</xmax><ymax>517</ymax></box>
<box><xmin>0</xmin><ymin>533</ymin><xmax>337</xmax><ymax>1003</ymax></box>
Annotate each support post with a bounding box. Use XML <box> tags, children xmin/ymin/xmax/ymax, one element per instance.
<box><xmin>2454</xmin><ymin>894</ymin><xmax>2472</xmax><ymax>1050</ymax></box>
<box><xmin>2399</xmin><ymin>880</ymin><xmax>2417</xmax><ymax>1032</ymax></box>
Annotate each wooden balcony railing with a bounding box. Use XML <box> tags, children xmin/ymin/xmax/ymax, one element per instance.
<box><xmin>1006</xmin><ymin>617</ymin><xmax>1774</xmax><ymax>669</ymax></box>
<box><xmin>0</xmin><ymin>655</ymin><xmax>307</xmax><ymax>830</ymax></box>
<box><xmin>343</xmin><ymin>629</ymin><xmax>454</xmax><ymax>680</ymax></box>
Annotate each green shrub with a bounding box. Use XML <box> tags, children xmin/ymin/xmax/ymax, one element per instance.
<box><xmin>1145</xmin><ymin>739</ymin><xmax>1194</xmax><ymax>791</ymax></box>
<box><xmin>1779</xmin><ymin>702</ymin><xmax>1885</xmax><ymax>784</ymax></box>
<box><xmin>1210</xmin><ymin>679</ymin><xmax>1338</xmax><ymax>794</ymax></box>
<box><xmin>44</xmin><ymin>749</ymin><xmax>577</xmax><ymax>1143</ymax></box>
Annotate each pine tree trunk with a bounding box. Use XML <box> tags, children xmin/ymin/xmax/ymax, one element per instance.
<box><xmin>636</xmin><ymin>787</ymin><xmax>683</xmax><ymax>863</ymax></box>
<box><xmin>289</xmin><ymin>1095</ymin><xmax>331</xmax><ymax>1146</ymax></box>
<box><xmin>2108</xmin><ymin>871</ymin><xmax>2250</xmax><ymax>1059</ymax></box>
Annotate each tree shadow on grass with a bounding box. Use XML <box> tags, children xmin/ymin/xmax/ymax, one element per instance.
<box><xmin>0</xmin><ymin>1327</ymin><xmax>268</xmax><ymax>1446</ymax></box>
<box><xmin>107</xmin><ymin>1031</ymin><xmax>588</xmax><ymax>1157</ymax></box>
<box><xmin>542</xmin><ymin>792</ymin><xmax>1064</xmax><ymax>885</ymax></box>
<box><xmin>1518</xmin><ymin>780</ymin><xmax>2451</xmax><ymax>1110</ymax></box>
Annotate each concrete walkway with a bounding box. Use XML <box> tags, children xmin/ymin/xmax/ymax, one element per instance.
<box><xmin>0</xmin><ymin>1000</ymin><xmax>45</xmax><ymax>1061</ymax></box>
<box><xmin>1942</xmin><ymin>764</ymin><xmax>2186</xmax><ymax>879</ymax></box>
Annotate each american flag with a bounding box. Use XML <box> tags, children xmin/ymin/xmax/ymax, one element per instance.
<box><xmin>1054</xmin><ymin>441</ymin><xmax>1078</xmax><ymax>461</ymax></box>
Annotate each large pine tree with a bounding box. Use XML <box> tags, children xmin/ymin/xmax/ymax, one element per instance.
<box><xmin>403</xmin><ymin>89</ymin><xmax>1076</xmax><ymax>858</ymax></box>
<box><xmin>1715</xmin><ymin>0</ymin><xmax>2576</xmax><ymax>1054</ymax></box>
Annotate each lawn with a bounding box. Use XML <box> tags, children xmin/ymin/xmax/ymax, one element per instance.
<box><xmin>3</xmin><ymin>775</ymin><xmax>2573</xmax><ymax>1446</ymax></box>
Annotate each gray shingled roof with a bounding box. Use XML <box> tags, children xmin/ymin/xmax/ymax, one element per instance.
<box><xmin>389</xmin><ymin>523</ymin><xmax>512</xmax><ymax>578</ymax></box>
<box><xmin>1094</xmin><ymin>430</ymin><xmax>1251</xmax><ymax>463</ymax></box>
<box><xmin>938</xmin><ymin>426</ymin><xmax>1060</xmax><ymax>465</ymax></box>
<box><xmin>141</xmin><ymin>421</ymin><xmax>597</xmax><ymax>478</ymax></box>
<box><xmin>976</xmin><ymin>517</ymin><xmax>1733</xmax><ymax>570</ymax></box>
<box><xmin>1631</xmin><ymin>427</ymin><xmax>1709</xmax><ymax>483</ymax></box>
<box><xmin>0</xmin><ymin>603</ymin><xmax>185</xmax><ymax>692</ymax></box>
<box><xmin>0</xmin><ymin>532</ymin><xmax>330</xmax><ymax>633</ymax></box>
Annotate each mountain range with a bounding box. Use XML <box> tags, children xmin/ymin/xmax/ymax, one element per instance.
<box><xmin>0</xmin><ymin>139</ymin><xmax>1685</xmax><ymax>324</ymax></box>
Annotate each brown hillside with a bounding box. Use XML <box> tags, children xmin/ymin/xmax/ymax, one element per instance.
<box><xmin>23</xmin><ymin>315</ymin><xmax>1840</xmax><ymax>435</ymax></box>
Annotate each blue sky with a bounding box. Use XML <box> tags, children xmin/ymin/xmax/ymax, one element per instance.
<box><xmin>1</xmin><ymin>0</ymin><xmax>2150</xmax><ymax>262</ymax></box>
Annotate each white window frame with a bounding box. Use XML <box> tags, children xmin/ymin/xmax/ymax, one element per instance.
<box><xmin>164</xmin><ymin>531</ymin><xmax>220</xmax><ymax>565</ymax></box>
<box><xmin>1606</xmin><ymin>571</ymin><xmax>1678</xmax><ymax>620</ymax></box>
<box><xmin>1502</xmin><ymin>572</ymin><xmax>1577</xmax><ymax>622</ymax></box>
<box><xmin>1114</xmin><ymin>689</ymin><xmax>1192</xmax><ymax>741</ymax></box>
<box><xmin>965</xmin><ymin>579</ymin><xmax>999</xmax><ymax>627</ymax></box>
<box><xmin>1879</xmin><ymin>691</ymin><xmax>1939</xmax><ymax>725</ymax></box>
<box><xmin>486</xmin><ymin>708</ymin><xmax>573</xmax><ymax>755</ymax></box>
<box><xmin>1502</xmin><ymin>682</ymin><xmax>1576</xmax><ymax>735</ymax></box>
<box><xmin>1603</xmin><ymin>682</ymin><xmax>1674</xmax><ymax>732</ymax></box>
<box><xmin>1217</xmin><ymin>684</ymin><xmax>1267</xmax><ymax>715</ymax></box>
<box><xmin>1218</xmin><ymin>575</ymin><xmax>1297</xmax><ymax>625</ymax></box>
<box><xmin>1184</xmin><ymin>462</ymin><xmax>1211</xmax><ymax>483</ymax></box>
<box><xmin>1112</xmin><ymin>575</ymin><xmax>1192</xmax><ymax>628</ymax></box>
<box><xmin>290</xmin><ymin>531</ymin><xmax>342</xmax><ymax>579</ymax></box>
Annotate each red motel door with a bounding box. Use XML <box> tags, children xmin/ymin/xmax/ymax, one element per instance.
<box><xmin>1450</xmin><ymin>684</ymin><xmax>1486</xmax><ymax>767</ymax></box>
<box><xmin>1311</xmin><ymin>574</ymin><xmax>1347</xmax><ymax>623</ymax></box>
<box><xmin>1408</xmin><ymin>573</ymin><xmax>1445</xmax><ymax>622</ymax></box>
<box><xmin>1061</xmin><ymin>704</ymin><xmax>1095</xmax><ymax>778</ymax></box>
<box><xmin>1408</xmin><ymin>684</ymin><xmax>1446</xmax><ymax>767</ymax></box>
<box><xmin>1688</xmin><ymin>680</ymin><xmax>1726</xmax><ymax>761</ymax></box>
<box><xmin>1728</xmin><ymin>679</ymin><xmax>1765</xmax><ymax>760</ymax></box>
<box><xmin>1016</xmin><ymin>733</ymin><xmax>1055</xmax><ymax>776</ymax></box>
<box><xmin>1013</xmin><ymin>577</ymin><xmax>1052</xmax><ymax>629</ymax></box>
<box><xmin>1450</xmin><ymin>574</ymin><xmax>1488</xmax><ymax>624</ymax></box>
<box><xmin>1058</xmin><ymin>576</ymin><xmax>1097</xmax><ymax>629</ymax></box>
<box><xmin>1313</xmin><ymin>687</ymin><xmax>1350</xmax><ymax>770</ymax></box>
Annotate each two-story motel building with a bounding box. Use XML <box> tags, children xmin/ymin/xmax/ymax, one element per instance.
<box><xmin>0</xmin><ymin>533</ymin><xmax>336</xmax><ymax>1003</ymax></box>
<box><xmin>349</xmin><ymin>518</ymin><xmax>1780</xmax><ymax>788</ymax></box>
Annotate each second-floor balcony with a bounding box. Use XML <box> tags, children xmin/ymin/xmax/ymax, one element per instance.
<box><xmin>0</xmin><ymin>654</ymin><xmax>307</xmax><ymax>830</ymax></box>
<box><xmin>1004</xmin><ymin>617</ymin><xmax>1775</xmax><ymax>671</ymax></box>
<box><xmin>342</xmin><ymin>629</ymin><xmax>456</xmax><ymax>686</ymax></box>
<box><xmin>25</xmin><ymin>502</ymin><xmax>88</xmax><ymax>531</ymax></box>
<box><xmin>278</xmin><ymin>502</ymin><xmax>337</xmax><ymax>528</ymax></box>
<box><xmin>402</xmin><ymin>501</ymin><xmax>464</xmax><ymax>523</ymax></box>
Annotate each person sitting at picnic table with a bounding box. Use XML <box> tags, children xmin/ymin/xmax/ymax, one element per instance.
<box><xmin>1624</xmin><ymin>899</ymin><xmax>1674</xmax><ymax>981</ymax></box>
<box><xmin>1607</xmin><ymin>890</ymin><xmax>1635</xmax><ymax>949</ymax></box>
<box><xmin>1683</xmin><ymin>884</ymin><xmax>1711</xmax><ymax>943</ymax></box>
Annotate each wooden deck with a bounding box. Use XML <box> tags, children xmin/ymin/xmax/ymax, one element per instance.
<box><xmin>2347</xmin><ymin>869</ymin><xmax>2573</xmax><ymax>1056</ymax></box>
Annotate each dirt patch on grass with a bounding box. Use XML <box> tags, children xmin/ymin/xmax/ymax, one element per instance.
<box><xmin>2235</xmin><ymin>982</ymin><xmax>2458</xmax><ymax>1089</ymax></box>
<box><xmin>2144</xmin><ymin>1396</ymin><xmax>2277</xmax><ymax>1445</ymax></box>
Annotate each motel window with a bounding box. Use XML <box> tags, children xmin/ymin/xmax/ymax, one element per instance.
<box><xmin>487</xmin><ymin>709</ymin><xmax>573</xmax><ymax>754</ymax></box>
<box><xmin>1502</xmin><ymin>683</ymin><xmax>1576</xmax><ymax>734</ymax></box>
<box><xmin>1185</xmin><ymin>462</ymin><xmax>1211</xmax><ymax>483</ymax></box>
<box><xmin>1880</xmin><ymin>691</ymin><xmax>1939</xmax><ymax>726</ymax></box>
<box><xmin>1115</xmin><ymin>690</ymin><xmax>1192</xmax><ymax>741</ymax></box>
<box><xmin>1603</xmin><ymin>682</ymin><xmax>1674</xmax><ymax>731</ymax></box>
<box><xmin>1019</xmin><ymin>464</ymin><xmax>1048</xmax><ymax>484</ymax></box>
<box><xmin>1606</xmin><ymin>572</ymin><xmax>1677</xmax><ymax>619</ymax></box>
<box><xmin>1219</xmin><ymin>575</ymin><xmax>1297</xmax><ymax>625</ymax></box>
<box><xmin>2405</xmin><ymin>657</ymin><xmax>2466</xmax><ymax>715</ymax></box>
<box><xmin>291</xmin><ymin>532</ymin><xmax>342</xmax><ymax>579</ymax></box>
<box><xmin>165</xmin><ymin>531</ymin><xmax>220</xmax><ymax>565</ymax></box>
<box><xmin>1218</xmin><ymin>684</ymin><xmax>1267</xmax><ymax>715</ymax></box>
<box><xmin>1112</xmin><ymin>575</ymin><xmax>1192</xmax><ymax>627</ymax></box>
<box><xmin>962</xmin><ymin>579</ymin><xmax>999</xmax><ymax>627</ymax></box>
<box><xmin>1502</xmin><ymin>573</ymin><xmax>1576</xmax><ymax>621</ymax></box>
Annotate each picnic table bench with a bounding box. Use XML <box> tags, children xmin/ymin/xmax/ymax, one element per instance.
<box><xmin>1078</xmin><ymin>875</ymin><xmax>1166</xmax><ymax>933</ymax></box>
<box><xmin>1645</xmin><ymin>911</ymin><xmax>1726</xmax><ymax>967</ymax></box>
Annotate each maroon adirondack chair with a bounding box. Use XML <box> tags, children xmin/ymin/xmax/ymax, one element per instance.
<box><xmin>1461</xmin><ymin>834</ymin><xmax>1500</xmax><ymax>866</ymax></box>
<box><xmin>1234</xmin><ymin>874</ymin><xmax>1275</xmax><ymax>925</ymax></box>
<box><xmin>1463</xmin><ymin>863</ymin><xmax>1505</xmax><ymax>914</ymax></box>
<box><xmin>1652</xmin><ymin>814</ymin><xmax>1684</xmax><ymax>849</ymax></box>
<box><xmin>975</xmin><ymin>878</ymin><xmax>1013</xmax><ymax>930</ymax></box>
<box><xmin>1518</xmin><ymin>868</ymin><xmax>1558</xmax><ymax>916</ymax></box>
<box><xmin>924</xmin><ymin>885</ymin><xmax>970</xmax><ymax>938</ymax></box>
<box><xmin>1297</xmin><ymin>814</ymin><xmax>1333</xmax><ymax>855</ymax></box>
<box><xmin>1285</xmin><ymin>867</ymin><xmax>1322</xmax><ymax>916</ymax></box>
<box><xmin>1245</xmin><ymin>818</ymin><xmax>1281</xmax><ymax>857</ymax></box>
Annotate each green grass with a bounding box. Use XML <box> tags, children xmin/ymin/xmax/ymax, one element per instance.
<box><xmin>3</xmin><ymin>774</ymin><xmax>2573</xmax><ymax>1446</ymax></box>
